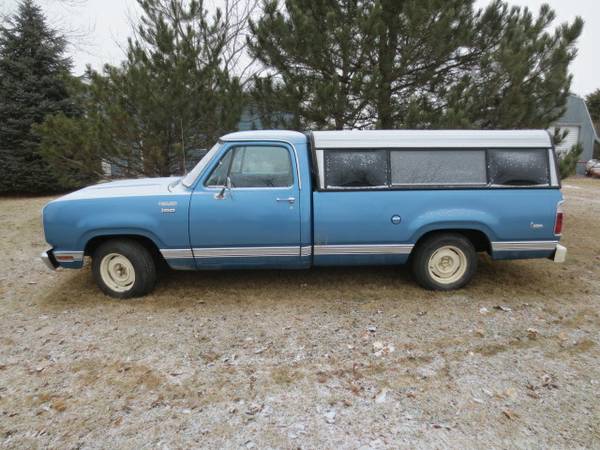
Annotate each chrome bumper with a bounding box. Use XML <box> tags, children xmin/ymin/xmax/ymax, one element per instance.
<box><xmin>553</xmin><ymin>244</ymin><xmax>567</xmax><ymax>263</ymax></box>
<box><xmin>41</xmin><ymin>250</ymin><xmax>58</xmax><ymax>270</ymax></box>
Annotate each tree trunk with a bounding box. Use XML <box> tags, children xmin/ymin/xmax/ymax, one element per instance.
<box><xmin>376</xmin><ymin>15</ymin><xmax>397</xmax><ymax>129</ymax></box>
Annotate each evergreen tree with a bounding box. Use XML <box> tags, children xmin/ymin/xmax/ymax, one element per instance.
<box><xmin>587</xmin><ymin>89</ymin><xmax>600</xmax><ymax>159</ymax></box>
<box><xmin>0</xmin><ymin>0</ymin><xmax>76</xmax><ymax>193</ymax></box>
<box><xmin>440</xmin><ymin>2</ymin><xmax>583</xmax><ymax>129</ymax></box>
<box><xmin>35</xmin><ymin>75</ymin><xmax>102</xmax><ymax>189</ymax></box>
<box><xmin>249</xmin><ymin>0</ymin><xmax>582</xmax><ymax>130</ymax></box>
<box><xmin>248</xmin><ymin>0</ymin><xmax>374</xmax><ymax>129</ymax></box>
<box><xmin>559</xmin><ymin>143</ymin><xmax>583</xmax><ymax>179</ymax></box>
<box><xmin>586</xmin><ymin>88</ymin><xmax>600</xmax><ymax>126</ymax></box>
<box><xmin>364</xmin><ymin>0</ymin><xmax>478</xmax><ymax>129</ymax></box>
<box><xmin>39</xmin><ymin>0</ymin><xmax>244</xmax><ymax>181</ymax></box>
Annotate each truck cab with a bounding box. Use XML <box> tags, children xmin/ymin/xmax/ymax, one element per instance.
<box><xmin>41</xmin><ymin>129</ymin><xmax>566</xmax><ymax>298</ymax></box>
<box><xmin>181</xmin><ymin>131</ymin><xmax>312</xmax><ymax>269</ymax></box>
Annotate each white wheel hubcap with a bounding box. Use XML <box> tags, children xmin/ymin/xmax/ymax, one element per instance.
<box><xmin>100</xmin><ymin>253</ymin><xmax>135</xmax><ymax>292</ymax></box>
<box><xmin>428</xmin><ymin>245</ymin><xmax>467</xmax><ymax>285</ymax></box>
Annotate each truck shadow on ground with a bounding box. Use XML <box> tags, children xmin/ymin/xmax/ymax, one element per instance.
<box><xmin>38</xmin><ymin>254</ymin><xmax>572</xmax><ymax>310</ymax></box>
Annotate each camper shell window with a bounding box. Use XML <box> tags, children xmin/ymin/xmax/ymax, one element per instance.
<box><xmin>487</xmin><ymin>149</ymin><xmax>550</xmax><ymax>187</ymax></box>
<box><xmin>319</xmin><ymin>148</ymin><xmax>553</xmax><ymax>190</ymax></box>
<box><xmin>390</xmin><ymin>150</ymin><xmax>487</xmax><ymax>186</ymax></box>
<box><xmin>324</xmin><ymin>150</ymin><xmax>388</xmax><ymax>189</ymax></box>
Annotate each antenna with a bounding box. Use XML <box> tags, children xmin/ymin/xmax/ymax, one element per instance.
<box><xmin>181</xmin><ymin>119</ymin><xmax>187</xmax><ymax>176</ymax></box>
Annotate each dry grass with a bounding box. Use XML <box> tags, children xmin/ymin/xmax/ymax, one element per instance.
<box><xmin>0</xmin><ymin>178</ymin><xmax>599</xmax><ymax>449</ymax></box>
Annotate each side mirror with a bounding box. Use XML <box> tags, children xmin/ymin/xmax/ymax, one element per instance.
<box><xmin>215</xmin><ymin>176</ymin><xmax>232</xmax><ymax>200</ymax></box>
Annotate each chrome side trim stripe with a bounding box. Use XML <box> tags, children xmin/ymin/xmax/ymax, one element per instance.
<box><xmin>491</xmin><ymin>241</ymin><xmax>558</xmax><ymax>252</ymax></box>
<box><xmin>162</xmin><ymin>241</ymin><xmax>559</xmax><ymax>260</ymax></box>
<box><xmin>160</xmin><ymin>249</ymin><xmax>194</xmax><ymax>259</ymax></box>
<box><xmin>193</xmin><ymin>246</ymin><xmax>300</xmax><ymax>258</ymax></box>
<box><xmin>314</xmin><ymin>244</ymin><xmax>413</xmax><ymax>256</ymax></box>
<box><xmin>161</xmin><ymin>244</ymin><xmax>416</xmax><ymax>260</ymax></box>
<box><xmin>53</xmin><ymin>251</ymin><xmax>84</xmax><ymax>262</ymax></box>
<box><xmin>300</xmin><ymin>245</ymin><xmax>312</xmax><ymax>257</ymax></box>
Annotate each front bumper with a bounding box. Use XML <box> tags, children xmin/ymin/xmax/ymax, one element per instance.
<box><xmin>552</xmin><ymin>244</ymin><xmax>567</xmax><ymax>263</ymax></box>
<box><xmin>41</xmin><ymin>249</ymin><xmax>59</xmax><ymax>270</ymax></box>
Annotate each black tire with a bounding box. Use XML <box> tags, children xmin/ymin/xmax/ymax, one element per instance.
<box><xmin>92</xmin><ymin>239</ymin><xmax>157</xmax><ymax>299</ymax></box>
<box><xmin>411</xmin><ymin>233</ymin><xmax>477</xmax><ymax>291</ymax></box>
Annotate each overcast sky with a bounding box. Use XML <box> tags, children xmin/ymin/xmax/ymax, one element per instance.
<box><xmin>2</xmin><ymin>0</ymin><xmax>599</xmax><ymax>96</ymax></box>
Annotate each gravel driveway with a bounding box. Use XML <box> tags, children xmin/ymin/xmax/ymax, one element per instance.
<box><xmin>1</xmin><ymin>178</ymin><xmax>599</xmax><ymax>449</ymax></box>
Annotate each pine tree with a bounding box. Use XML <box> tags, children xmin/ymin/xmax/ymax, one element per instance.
<box><xmin>586</xmin><ymin>89</ymin><xmax>600</xmax><ymax>126</ymax></box>
<box><xmin>248</xmin><ymin>0</ymin><xmax>374</xmax><ymax>129</ymax></box>
<box><xmin>0</xmin><ymin>0</ymin><xmax>76</xmax><ymax>193</ymax></box>
<box><xmin>120</xmin><ymin>0</ymin><xmax>244</xmax><ymax>176</ymax></box>
<box><xmin>363</xmin><ymin>0</ymin><xmax>479</xmax><ymax>129</ymax></box>
<box><xmin>440</xmin><ymin>2</ymin><xmax>583</xmax><ymax>129</ymax></box>
<box><xmin>39</xmin><ymin>0</ymin><xmax>245</xmax><ymax>180</ymax></box>
<box><xmin>35</xmin><ymin>75</ymin><xmax>101</xmax><ymax>189</ymax></box>
<box><xmin>587</xmin><ymin>89</ymin><xmax>600</xmax><ymax>159</ymax></box>
<box><xmin>249</xmin><ymin>0</ymin><xmax>582</xmax><ymax>131</ymax></box>
<box><xmin>559</xmin><ymin>143</ymin><xmax>583</xmax><ymax>179</ymax></box>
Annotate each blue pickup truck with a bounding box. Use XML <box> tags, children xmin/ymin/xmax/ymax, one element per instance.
<box><xmin>41</xmin><ymin>130</ymin><xmax>566</xmax><ymax>298</ymax></box>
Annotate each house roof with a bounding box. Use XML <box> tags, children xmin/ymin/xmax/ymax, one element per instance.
<box><xmin>556</xmin><ymin>94</ymin><xmax>600</xmax><ymax>145</ymax></box>
<box><xmin>311</xmin><ymin>130</ymin><xmax>552</xmax><ymax>149</ymax></box>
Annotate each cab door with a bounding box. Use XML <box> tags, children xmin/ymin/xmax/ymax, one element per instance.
<box><xmin>188</xmin><ymin>142</ymin><xmax>302</xmax><ymax>268</ymax></box>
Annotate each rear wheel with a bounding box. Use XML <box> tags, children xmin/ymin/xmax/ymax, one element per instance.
<box><xmin>411</xmin><ymin>233</ymin><xmax>477</xmax><ymax>291</ymax></box>
<box><xmin>92</xmin><ymin>239</ymin><xmax>157</xmax><ymax>298</ymax></box>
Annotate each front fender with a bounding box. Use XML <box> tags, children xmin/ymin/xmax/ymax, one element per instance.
<box><xmin>78</xmin><ymin>227</ymin><xmax>166</xmax><ymax>252</ymax></box>
<box><xmin>43</xmin><ymin>195</ymin><xmax>190</xmax><ymax>254</ymax></box>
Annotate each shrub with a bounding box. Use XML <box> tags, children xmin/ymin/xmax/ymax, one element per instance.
<box><xmin>559</xmin><ymin>143</ymin><xmax>583</xmax><ymax>179</ymax></box>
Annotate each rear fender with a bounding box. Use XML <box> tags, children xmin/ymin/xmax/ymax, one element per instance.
<box><xmin>409</xmin><ymin>210</ymin><xmax>498</xmax><ymax>245</ymax></box>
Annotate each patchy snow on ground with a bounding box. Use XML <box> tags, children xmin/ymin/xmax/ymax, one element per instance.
<box><xmin>1</xmin><ymin>178</ymin><xmax>599</xmax><ymax>449</ymax></box>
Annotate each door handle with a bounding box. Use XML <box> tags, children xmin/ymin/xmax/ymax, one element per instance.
<box><xmin>276</xmin><ymin>197</ymin><xmax>296</xmax><ymax>204</ymax></box>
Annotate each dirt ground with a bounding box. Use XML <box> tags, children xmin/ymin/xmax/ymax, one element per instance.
<box><xmin>0</xmin><ymin>178</ymin><xmax>599</xmax><ymax>450</ymax></box>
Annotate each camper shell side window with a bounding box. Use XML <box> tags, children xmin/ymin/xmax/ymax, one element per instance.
<box><xmin>316</xmin><ymin>148</ymin><xmax>556</xmax><ymax>190</ymax></box>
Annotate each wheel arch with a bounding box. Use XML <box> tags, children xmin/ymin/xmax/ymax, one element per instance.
<box><xmin>412</xmin><ymin>227</ymin><xmax>493</xmax><ymax>254</ymax></box>
<box><xmin>84</xmin><ymin>233</ymin><xmax>164</xmax><ymax>263</ymax></box>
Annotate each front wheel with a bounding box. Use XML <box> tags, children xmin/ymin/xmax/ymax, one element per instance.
<box><xmin>411</xmin><ymin>233</ymin><xmax>477</xmax><ymax>291</ymax></box>
<box><xmin>92</xmin><ymin>239</ymin><xmax>157</xmax><ymax>298</ymax></box>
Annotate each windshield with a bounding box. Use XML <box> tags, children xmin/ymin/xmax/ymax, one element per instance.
<box><xmin>181</xmin><ymin>142</ymin><xmax>222</xmax><ymax>188</ymax></box>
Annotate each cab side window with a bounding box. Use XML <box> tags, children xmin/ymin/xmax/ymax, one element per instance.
<box><xmin>205</xmin><ymin>145</ymin><xmax>293</xmax><ymax>188</ymax></box>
